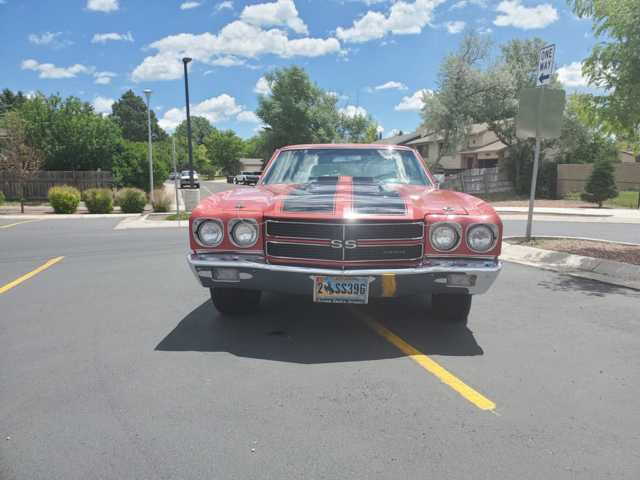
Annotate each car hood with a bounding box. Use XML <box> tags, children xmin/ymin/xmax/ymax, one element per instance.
<box><xmin>194</xmin><ymin>180</ymin><xmax>496</xmax><ymax>220</ymax></box>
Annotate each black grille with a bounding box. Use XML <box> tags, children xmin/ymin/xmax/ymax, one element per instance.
<box><xmin>266</xmin><ymin>220</ymin><xmax>424</xmax><ymax>241</ymax></box>
<box><xmin>266</xmin><ymin>241</ymin><xmax>423</xmax><ymax>262</ymax></box>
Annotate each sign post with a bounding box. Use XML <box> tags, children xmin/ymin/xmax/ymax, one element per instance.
<box><xmin>525</xmin><ymin>44</ymin><xmax>555</xmax><ymax>242</ymax></box>
<box><xmin>172</xmin><ymin>137</ymin><xmax>181</xmax><ymax>227</ymax></box>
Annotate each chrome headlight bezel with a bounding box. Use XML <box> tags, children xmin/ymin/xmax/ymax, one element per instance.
<box><xmin>229</xmin><ymin>218</ymin><xmax>259</xmax><ymax>248</ymax></box>
<box><xmin>193</xmin><ymin>218</ymin><xmax>224</xmax><ymax>248</ymax></box>
<box><xmin>429</xmin><ymin>222</ymin><xmax>462</xmax><ymax>252</ymax></box>
<box><xmin>466</xmin><ymin>223</ymin><xmax>499</xmax><ymax>252</ymax></box>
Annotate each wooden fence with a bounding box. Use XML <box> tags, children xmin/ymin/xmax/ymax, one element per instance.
<box><xmin>0</xmin><ymin>171</ymin><xmax>113</xmax><ymax>200</ymax></box>
<box><xmin>442</xmin><ymin>167</ymin><xmax>513</xmax><ymax>194</ymax></box>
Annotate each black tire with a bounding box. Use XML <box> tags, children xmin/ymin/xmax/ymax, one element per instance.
<box><xmin>431</xmin><ymin>293</ymin><xmax>472</xmax><ymax>320</ymax></box>
<box><xmin>243</xmin><ymin>179</ymin><xmax>247</xmax><ymax>185</ymax></box>
<box><xmin>234</xmin><ymin>179</ymin><xmax>238</xmax><ymax>184</ymax></box>
<box><xmin>210</xmin><ymin>288</ymin><xmax>262</xmax><ymax>314</ymax></box>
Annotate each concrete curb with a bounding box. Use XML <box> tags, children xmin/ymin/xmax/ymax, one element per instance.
<box><xmin>0</xmin><ymin>213</ymin><xmax>147</xmax><ymax>220</ymax></box>
<box><xmin>114</xmin><ymin>214</ymin><xmax>188</xmax><ymax>229</ymax></box>
<box><xmin>501</xmin><ymin>241</ymin><xmax>640</xmax><ymax>291</ymax></box>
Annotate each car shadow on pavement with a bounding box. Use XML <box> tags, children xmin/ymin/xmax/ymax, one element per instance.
<box><xmin>537</xmin><ymin>274</ymin><xmax>640</xmax><ymax>298</ymax></box>
<box><xmin>155</xmin><ymin>293</ymin><xmax>484</xmax><ymax>364</ymax></box>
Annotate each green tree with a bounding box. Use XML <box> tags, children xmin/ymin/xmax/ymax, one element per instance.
<box><xmin>420</xmin><ymin>29</ymin><xmax>497</xmax><ymax>170</ymax></box>
<box><xmin>0</xmin><ymin>88</ymin><xmax>29</xmax><ymax>116</ymax></box>
<box><xmin>242</xmin><ymin>135</ymin><xmax>266</xmax><ymax>160</ymax></box>
<box><xmin>336</xmin><ymin>110</ymin><xmax>375</xmax><ymax>143</ymax></box>
<box><xmin>18</xmin><ymin>93</ymin><xmax>122</xmax><ymax>171</ymax></box>
<box><xmin>112</xmin><ymin>140</ymin><xmax>169</xmax><ymax>191</ymax></box>
<box><xmin>195</xmin><ymin>143</ymin><xmax>209</xmax><ymax>170</ymax></box>
<box><xmin>569</xmin><ymin>0</ymin><xmax>640</xmax><ymax>150</ymax></box>
<box><xmin>111</xmin><ymin>90</ymin><xmax>167</xmax><ymax>143</ymax></box>
<box><xmin>174</xmin><ymin>116</ymin><xmax>215</xmax><ymax>147</ymax></box>
<box><xmin>364</xmin><ymin>123</ymin><xmax>379</xmax><ymax>143</ymax></box>
<box><xmin>255</xmin><ymin>66</ymin><xmax>340</xmax><ymax>153</ymax></box>
<box><xmin>580</xmin><ymin>156</ymin><xmax>619</xmax><ymax>207</ymax></box>
<box><xmin>203</xmin><ymin>129</ymin><xmax>244</xmax><ymax>173</ymax></box>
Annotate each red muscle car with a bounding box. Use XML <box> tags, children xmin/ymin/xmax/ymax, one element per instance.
<box><xmin>187</xmin><ymin>144</ymin><xmax>502</xmax><ymax>319</ymax></box>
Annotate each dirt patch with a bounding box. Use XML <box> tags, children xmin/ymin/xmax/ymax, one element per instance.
<box><xmin>513</xmin><ymin>239</ymin><xmax>640</xmax><ymax>266</ymax></box>
<box><xmin>147</xmin><ymin>214</ymin><xmax>169</xmax><ymax>221</ymax></box>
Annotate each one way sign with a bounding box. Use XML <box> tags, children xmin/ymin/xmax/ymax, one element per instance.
<box><xmin>536</xmin><ymin>44</ymin><xmax>555</xmax><ymax>88</ymax></box>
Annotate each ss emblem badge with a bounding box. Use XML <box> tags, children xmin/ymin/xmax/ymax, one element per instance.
<box><xmin>331</xmin><ymin>240</ymin><xmax>357</xmax><ymax>249</ymax></box>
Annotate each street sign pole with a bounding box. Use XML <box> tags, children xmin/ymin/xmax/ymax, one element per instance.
<box><xmin>172</xmin><ymin>137</ymin><xmax>181</xmax><ymax>227</ymax></box>
<box><xmin>525</xmin><ymin>87</ymin><xmax>546</xmax><ymax>242</ymax></box>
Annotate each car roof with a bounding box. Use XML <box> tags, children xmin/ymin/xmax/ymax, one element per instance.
<box><xmin>279</xmin><ymin>143</ymin><xmax>416</xmax><ymax>152</ymax></box>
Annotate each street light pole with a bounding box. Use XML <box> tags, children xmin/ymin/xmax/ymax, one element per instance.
<box><xmin>182</xmin><ymin>58</ymin><xmax>194</xmax><ymax>189</ymax></box>
<box><xmin>143</xmin><ymin>89</ymin><xmax>154</xmax><ymax>202</ymax></box>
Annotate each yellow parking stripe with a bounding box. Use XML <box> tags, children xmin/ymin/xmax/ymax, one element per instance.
<box><xmin>0</xmin><ymin>219</ymin><xmax>46</xmax><ymax>229</ymax></box>
<box><xmin>0</xmin><ymin>257</ymin><xmax>64</xmax><ymax>295</ymax></box>
<box><xmin>381</xmin><ymin>274</ymin><xmax>396</xmax><ymax>297</ymax></box>
<box><xmin>349</xmin><ymin>306</ymin><xmax>496</xmax><ymax>411</ymax></box>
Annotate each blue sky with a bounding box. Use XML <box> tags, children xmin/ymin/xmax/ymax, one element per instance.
<box><xmin>0</xmin><ymin>0</ymin><xmax>597</xmax><ymax>139</ymax></box>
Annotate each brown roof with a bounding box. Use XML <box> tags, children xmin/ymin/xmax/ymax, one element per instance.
<box><xmin>372</xmin><ymin>131</ymin><xmax>421</xmax><ymax>146</ymax></box>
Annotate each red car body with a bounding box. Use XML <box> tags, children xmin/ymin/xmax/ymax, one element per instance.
<box><xmin>187</xmin><ymin>144</ymin><xmax>502</xmax><ymax>318</ymax></box>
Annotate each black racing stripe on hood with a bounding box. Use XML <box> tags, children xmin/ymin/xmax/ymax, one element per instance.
<box><xmin>352</xmin><ymin>184</ymin><xmax>407</xmax><ymax>215</ymax></box>
<box><xmin>281</xmin><ymin>182</ymin><xmax>338</xmax><ymax>214</ymax></box>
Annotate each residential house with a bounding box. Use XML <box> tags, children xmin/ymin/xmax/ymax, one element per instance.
<box><xmin>406</xmin><ymin>122</ymin><xmax>509</xmax><ymax>173</ymax></box>
<box><xmin>620</xmin><ymin>150</ymin><xmax>639</xmax><ymax>163</ymax></box>
<box><xmin>224</xmin><ymin>158</ymin><xmax>264</xmax><ymax>176</ymax></box>
<box><xmin>372</xmin><ymin>131</ymin><xmax>422</xmax><ymax>146</ymax></box>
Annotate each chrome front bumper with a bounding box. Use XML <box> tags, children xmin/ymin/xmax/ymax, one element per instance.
<box><xmin>187</xmin><ymin>254</ymin><xmax>501</xmax><ymax>296</ymax></box>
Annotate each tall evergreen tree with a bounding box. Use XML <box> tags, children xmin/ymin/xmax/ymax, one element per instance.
<box><xmin>111</xmin><ymin>90</ymin><xmax>167</xmax><ymax>142</ymax></box>
<box><xmin>581</xmin><ymin>157</ymin><xmax>619</xmax><ymax>207</ymax></box>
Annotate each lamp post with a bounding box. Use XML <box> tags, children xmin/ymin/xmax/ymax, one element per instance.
<box><xmin>182</xmin><ymin>58</ymin><xmax>194</xmax><ymax>188</ymax></box>
<box><xmin>143</xmin><ymin>88</ymin><xmax>154</xmax><ymax>201</ymax></box>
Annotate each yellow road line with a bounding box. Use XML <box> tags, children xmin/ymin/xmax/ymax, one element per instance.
<box><xmin>0</xmin><ymin>219</ymin><xmax>46</xmax><ymax>229</ymax></box>
<box><xmin>381</xmin><ymin>274</ymin><xmax>396</xmax><ymax>297</ymax></box>
<box><xmin>349</xmin><ymin>306</ymin><xmax>496</xmax><ymax>411</ymax></box>
<box><xmin>0</xmin><ymin>257</ymin><xmax>64</xmax><ymax>295</ymax></box>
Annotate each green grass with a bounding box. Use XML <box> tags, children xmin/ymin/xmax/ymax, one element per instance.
<box><xmin>605</xmin><ymin>190</ymin><xmax>639</xmax><ymax>209</ymax></box>
<box><xmin>165</xmin><ymin>212</ymin><xmax>190</xmax><ymax>221</ymax></box>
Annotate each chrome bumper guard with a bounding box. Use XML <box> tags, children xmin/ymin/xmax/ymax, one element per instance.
<box><xmin>187</xmin><ymin>254</ymin><xmax>501</xmax><ymax>296</ymax></box>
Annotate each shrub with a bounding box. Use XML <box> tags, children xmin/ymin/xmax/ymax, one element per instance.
<box><xmin>48</xmin><ymin>185</ymin><xmax>81</xmax><ymax>214</ymax></box>
<box><xmin>581</xmin><ymin>157</ymin><xmax>619</xmax><ymax>207</ymax></box>
<box><xmin>0</xmin><ymin>190</ymin><xmax>4</xmax><ymax>207</ymax></box>
<box><xmin>84</xmin><ymin>188</ymin><xmax>114</xmax><ymax>214</ymax></box>
<box><xmin>116</xmin><ymin>187</ymin><xmax>148</xmax><ymax>213</ymax></box>
<box><xmin>151</xmin><ymin>188</ymin><xmax>172</xmax><ymax>213</ymax></box>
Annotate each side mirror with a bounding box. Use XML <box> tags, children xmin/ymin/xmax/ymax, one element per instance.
<box><xmin>433</xmin><ymin>174</ymin><xmax>445</xmax><ymax>189</ymax></box>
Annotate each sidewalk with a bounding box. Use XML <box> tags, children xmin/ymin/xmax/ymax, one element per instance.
<box><xmin>495</xmin><ymin>206</ymin><xmax>640</xmax><ymax>224</ymax></box>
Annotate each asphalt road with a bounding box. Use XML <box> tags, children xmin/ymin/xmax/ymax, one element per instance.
<box><xmin>1</xmin><ymin>211</ymin><xmax>639</xmax><ymax>479</ymax></box>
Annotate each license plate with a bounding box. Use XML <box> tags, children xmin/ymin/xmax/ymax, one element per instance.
<box><xmin>313</xmin><ymin>276</ymin><xmax>369</xmax><ymax>304</ymax></box>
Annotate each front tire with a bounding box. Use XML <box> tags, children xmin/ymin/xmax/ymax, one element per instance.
<box><xmin>243</xmin><ymin>179</ymin><xmax>247</xmax><ymax>185</ymax></box>
<box><xmin>234</xmin><ymin>179</ymin><xmax>238</xmax><ymax>184</ymax></box>
<box><xmin>210</xmin><ymin>288</ymin><xmax>262</xmax><ymax>314</ymax></box>
<box><xmin>431</xmin><ymin>293</ymin><xmax>472</xmax><ymax>320</ymax></box>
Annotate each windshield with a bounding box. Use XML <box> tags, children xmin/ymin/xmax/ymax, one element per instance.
<box><xmin>261</xmin><ymin>148</ymin><xmax>432</xmax><ymax>186</ymax></box>
<box><xmin>181</xmin><ymin>171</ymin><xmax>196</xmax><ymax>175</ymax></box>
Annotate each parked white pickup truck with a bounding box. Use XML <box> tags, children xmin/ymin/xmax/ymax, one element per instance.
<box><xmin>180</xmin><ymin>170</ymin><xmax>200</xmax><ymax>188</ymax></box>
<box><xmin>234</xmin><ymin>171</ymin><xmax>260</xmax><ymax>185</ymax></box>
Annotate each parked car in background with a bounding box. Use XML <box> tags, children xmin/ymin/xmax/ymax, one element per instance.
<box><xmin>168</xmin><ymin>171</ymin><xmax>178</xmax><ymax>180</ymax></box>
<box><xmin>234</xmin><ymin>171</ymin><xmax>261</xmax><ymax>185</ymax></box>
<box><xmin>180</xmin><ymin>170</ymin><xmax>200</xmax><ymax>189</ymax></box>
<box><xmin>187</xmin><ymin>144</ymin><xmax>503</xmax><ymax>319</ymax></box>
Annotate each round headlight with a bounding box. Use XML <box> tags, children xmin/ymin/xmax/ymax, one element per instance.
<box><xmin>467</xmin><ymin>225</ymin><xmax>494</xmax><ymax>252</ymax></box>
<box><xmin>197</xmin><ymin>220</ymin><xmax>224</xmax><ymax>247</ymax></box>
<box><xmin>232</xmin><ymin>222</ymin><xmax>258</xmax><ymax>247</ymax></box>
<box><xmin>431</xmin><ymin>224</ymin><xmax>458</xmax><ymax>251</ymax></box>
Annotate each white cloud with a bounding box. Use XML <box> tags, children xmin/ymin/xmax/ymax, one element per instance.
<box><xmin>91</xmin><ymin>32</ymin><xmax>134</xmax><ymax>43</ymax></box>
<box><xmin>340</xmin><ymin>105</ymin><xmax>367</xmax><ymax>117</ymax></box>
<box><xmin>376</xmin><ymin>125</ymin><xmax>384</xmax><ymax>133</ymax></box>
<box><xmin>92</xmin><ymin>96</ymin><xmax>114</xmax><ymax>113</ymax></box>
<box><xmin>394</xmin><ymin>89</ymin><xmax>431</xmax><ymax>111</ymax></box>
<box><xmin>557</xmin><ymin>61</ymin><xmax>602</xmax><ymax>90</ymax></box>
<box><xmin>181</xmin><ymin>1</ymin><xmax>201</xmax><ymax>9</ymax></box>
<box><xmin>373</xmin><ymin>81</ymin><xmax>408</xmax><ymax>91</ymax></box>
<box><xmin>493</xmin><ymin>1</ymin><xmax>558</xmax><ymax>29</ymax></box>
<box><xmin>158</xmin><ymin>94</ymin><xmax>243</xmax><ymax>131</ymax></box>
<box><xmin>450</xmin><ymin>0</ymin><xmax>466</xmax><ymax>8</ymax></box>
<box><xmin>335</xmin><ymin>0</ymin><xmax>443</xmax><ymax>43</ymax></box>
<box><xmin>28</xmin><ymin>32</ymin><xmax>72</xmax><ymax>49</ymax></box>
<box><xmin>387</xmin><ymin>129</ymin><xmax>401</xmax><ymax>137</ymax></box>
<box><xmin>237</xmin><ymin>110</ymin><xmax>261</xmax><ymax>123</ymax></box>
<box><xmin>240</xmin><ymin>0</ymin><xmax>308</xmax><ymax>34</ymax></box>
<box><xmin>211</xmin><ymin>55</ymin><xmax>246</xmax><ymax>66</ymax></box>
<box><xmin>21</xmin><ymin>59</ymin><xmax>95</xmax><ymax>79</ymax></box>
<box><xmin>470</xmin><ymin>0</ymin><xmax>487</xmax><ymax>7</ymax></box>
<box><xmin>93</xmin><ymin>71</ymin><xmax>117</xmax><ymax>84</ymax></box>
<box><xmin>445</xmin><ymin>21</ymin><xmax>466</xmax><ymax>33</ymax></box>
<box><xmin>87</xmin><ymin>0</ymin><xmax>118</xmax><ymax>12</ymax></box>
<box><xmin>203</xmin><ymin>70</ymin><xmax>214</xmax><ymax>76</ymax></box>
<box><xmin>130</xmin><ymin>21</ymin><xmax>340</xmax><ymax>82</ymax></box>
<box><xmin>155</xmin><ymin>106</ymin><xmax>163</xmax><ymax>111</ymax></box>
<box><xmin>253</xmin><ymin>76</ymin><xmax>272</xmax><ymax>94</ymax></box>
<box><xmin>215</xmin><ymin>1</ymin><xmax>234</xmax><ymax>11</ymax></box>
